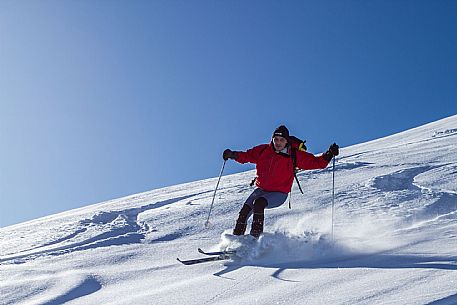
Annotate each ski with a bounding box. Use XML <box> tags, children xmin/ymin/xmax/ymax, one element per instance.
<box><xmin>177</xmin><ymin>248</ymin><xmax>236</xmax><ymax>265</ymax></box>
<box><xmin>197</xmin><ymin>248</ymin><xmax>236</xmax><ymax>256</ymax></box>
<box><xmin>177</xmin><ymin>254</ymin><xmax>231</xmax><ymax>265</ymax></box>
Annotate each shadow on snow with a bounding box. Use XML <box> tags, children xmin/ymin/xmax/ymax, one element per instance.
<box><xmin>214</xmin><ymin>252</ymin><xmax>457</xmax><ymax>280</ymax></box>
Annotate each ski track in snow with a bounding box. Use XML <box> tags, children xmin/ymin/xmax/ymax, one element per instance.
<box><xmin>1</xmin><ymin>115</ymin><xmax>457</xmax><ymax>304</ymax></box>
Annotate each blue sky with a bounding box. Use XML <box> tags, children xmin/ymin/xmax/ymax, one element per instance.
<box><xmin>1</xmin><ymin>1</ymin><xmax>456</xmax><ymax>227</ymax></box>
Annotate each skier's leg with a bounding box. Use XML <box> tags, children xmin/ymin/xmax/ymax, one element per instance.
<box><xmin>233</xmin><ymin>188</ymin><xmax>263</xmax><ymax>235</ymax></box>
<box><xmin>250</xmin><ymin>197</ymin><xmax>267</xmax><ymax>238</ymax></box>
<box><xmin>233</xmin><ymin>204</ymin><xmax>252</xmax><ymax>235</ymax></box>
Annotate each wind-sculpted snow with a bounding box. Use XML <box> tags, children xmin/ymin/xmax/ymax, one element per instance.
<box><xmin>414</xmin><ymin>163</ymin><xmax>457</xmax><ymax>194</ymax></box>
<box><xmin>369</xmin><ymin>166</ymin><xmax>433</xmax><ymax>192</ymax></box>
<box><xmin>1</xmin><ymin>115</ymin><xmax>457</xmax><ymax>305</ymax></box>
<box><xmin>0</xmin><ymin>192</ymin><xmax>209</xmax><ymax>264</ymax></box>
<box><xmin>42</xmin><ymin>275</ymin><xmax>102</xmax><ymax>305</ymax></box>
<box><xmin>365</xmin><ymin>165</ymin><xmax>457</xmax><ymax>224</ymax></box>
<box><xmin>1</xmin><ymin>271</ymin><xmax>102</xmax><ymax>305</ymax></box>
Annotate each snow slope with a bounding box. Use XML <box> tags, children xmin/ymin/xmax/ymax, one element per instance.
<box><xmin>1</xmin><ymin>115</ymin><xmax>457</xmax><ymax>305</ymax></box>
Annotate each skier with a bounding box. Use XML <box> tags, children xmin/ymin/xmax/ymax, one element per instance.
<box><xmin>223</xmin><ymin>125</ymin><xmax>339</xmax><ymax>238</ymax></box>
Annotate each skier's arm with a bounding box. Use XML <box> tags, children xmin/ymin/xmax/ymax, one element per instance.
<box><xmin>296</xmin><ymin>151</ymin><xmax>330</xmax><ymax>170</ymax></box>
<box><xmin>296</xmin><ymin>143</ymin><xmax>339</xmax><ymax>170</ymax></box>
<box><xmin>224</xmin><ymin>144</ymin><xmax>268</xmax><ymax>164</ymax></box>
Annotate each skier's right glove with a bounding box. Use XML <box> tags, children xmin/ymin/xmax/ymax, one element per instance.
<box><xmin>223</xmin><ymin>149</ymin><xmax>238</xmax><ymax>161</ymax></box>
<box><xmin>323</xmin><ymin>143</ymin><xmax>339</xmax><ymax>162</ymax></box>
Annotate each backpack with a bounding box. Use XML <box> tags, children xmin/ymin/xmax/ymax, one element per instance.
<box><xmin>289</xmin><ymin>135</ymin><xmax>307</xmax><ymax>153</ymax></box>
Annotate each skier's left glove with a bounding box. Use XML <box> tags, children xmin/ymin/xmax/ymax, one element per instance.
<box><xmin>323</xmin><ymin>143</ymin><xmax>339</xmax><ymax>161</ymax></box>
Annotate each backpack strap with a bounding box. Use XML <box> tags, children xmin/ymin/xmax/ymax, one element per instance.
<box><xmin>289</xmin><ymin>148</ymin><xmax>304</xmax><ymax>209</ymax></box>
<box><xmin>291</xmin><ymin>148</ymin><xmax>304</xmax><ymax>195</ymax></box>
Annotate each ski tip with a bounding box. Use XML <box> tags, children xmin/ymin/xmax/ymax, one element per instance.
<box><xmin>177</xmin><ymin>258</ymin><xmax>192</xmax><ymax>265</ymax></box>
<box><xmin>197</xmin><ymin>248</ymin><xmax>237</xmax><ymax>256</ymax></box>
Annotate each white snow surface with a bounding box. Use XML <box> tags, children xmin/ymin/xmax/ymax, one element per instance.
<box><xmin>1</xmin><ymin>115</ymin><xmax>457</xmax><ymax>305</ymax></box>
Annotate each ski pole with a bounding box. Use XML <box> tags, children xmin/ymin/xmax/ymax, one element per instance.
<box><xmin>331</xmin><ymin>156</ymin><xmax>336</xmax><ymax>242</ymax></box>
<box><xmin>205</xmin><ymin>160</ymin><xmax>226</xmax><ymax>228</ymax></box>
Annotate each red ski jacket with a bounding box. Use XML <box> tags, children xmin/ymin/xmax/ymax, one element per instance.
<box><xmin>235</xmin><ymin>143</ymin><xmax>329</xmax><ymax>193</ymax></box>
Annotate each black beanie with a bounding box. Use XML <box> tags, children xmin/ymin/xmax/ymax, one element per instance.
<box><xmin>272</xmin><ymin>125</ymin><xmax>289</xmax><ymax>140</ymax></box>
